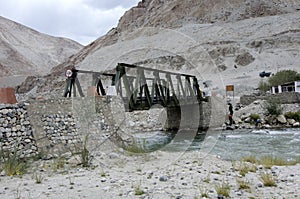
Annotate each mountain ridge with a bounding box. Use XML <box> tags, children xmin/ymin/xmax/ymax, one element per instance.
<box><xmin>15</xmin><ymin>0</ymin><xmax>300</xmax><ymax>96</ymax></box>
<box><xmin>0</xmin><ymin>16</ymin><xmax>83</xmax><ymax>86</ymax></box>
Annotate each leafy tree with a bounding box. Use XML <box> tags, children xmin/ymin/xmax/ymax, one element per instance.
<box><xmin>258</xmin><ymin>79</ymin><xmax>271</xmax><ymax>93</ymax></box>
<box><xmin>268</xmin><ymin>70</ymin><xmax>300</xmax><ymax>87</ymax></box>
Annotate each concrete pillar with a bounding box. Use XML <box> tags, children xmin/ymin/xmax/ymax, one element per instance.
<box><xmin>272</xmin><ymin>87</ymin><xmax>275</xmax><ymax>94</ymax></box>
<box><xmin>295</xmin><ymin>81</ymin><xmax>300</xmax><ymax>93</ymax></box>
<box><xmin>278</xmin><ymin>85</ymin><xmax>282</xmax><ymax>93</ymax></box>
<box><xmin>164</xmin><ymin>99</ymin><xmax>209</xmax><ymax>130</ymax></box>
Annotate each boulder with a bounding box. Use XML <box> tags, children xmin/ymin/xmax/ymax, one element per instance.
<box><xmin>287</xmin><ymin>119</ymin><xmax>296</xmax><ymax>125</ymax></box>
<box><xmin>244</xmin><ymin>117</ymin><xmax>251</xmax><ymax>123</ymax></box>
<box><xmin>276</xmin><ymin>115</ymin><xmax>287</xmax><ymax>124</ymax></box>
<box><xmin>293</xmin><ymin>122</ymin><xmax>300</xmax><ymax>127</ymax></box>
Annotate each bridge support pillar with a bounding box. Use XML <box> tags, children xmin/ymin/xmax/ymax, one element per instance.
<box><xmin>164</xmin><ymin>99</ymin><xmax>209</xmax><ymax>131</ymax></box>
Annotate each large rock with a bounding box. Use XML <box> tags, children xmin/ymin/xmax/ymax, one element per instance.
<box><xmin>293</xmin><ymin>122</ymin><xmax>300</xmax><ymax>127</ymax></box>
<box><xmin>287</xmin><ymin>119</ymin><xmax>296</xmax><ymax>125</ymax></box>
<box><xmin>276</xmin><ymin>115</ymin><xmax>287</xmax><ymax>124</ymax></box>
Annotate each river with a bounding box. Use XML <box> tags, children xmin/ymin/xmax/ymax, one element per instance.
<box><xmin>133</xmin><ymin>128</ymin><xmax>300</xmax><ymax>161</ymax></box>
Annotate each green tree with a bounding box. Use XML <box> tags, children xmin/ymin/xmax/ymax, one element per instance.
<box><xmin>268</xmin><ymin>70</ymin><xmax>300</xmax><ymax>87</ymax></box>
<box><xmin>258</xmin><ymin>79</ymin><xmax>271</xmax><ymax>93</ymax></box>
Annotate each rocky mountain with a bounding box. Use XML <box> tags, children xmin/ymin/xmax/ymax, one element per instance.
<box><xmin>0</xmin><ymin>16</ymin><xmax>83</xmax><ymax>87</ymax></box>
<box><xmin>17</xmin><ymin>0</ymin><xmax>300</xmax><ymax>96</ymax></box>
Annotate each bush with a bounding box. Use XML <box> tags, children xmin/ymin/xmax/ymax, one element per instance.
<box><xmin>260</xmin><ymin>173</ymin><xmax>277</xmax><ymax>187</ymax></box>
<box><xmin>284</xmin><ymin>112</ymin><xmax>300</xmax><ymax>122</ymax></box>
<box><xmin>262</xmin><ymin>98</ymin><xmax>283</xmax><ymax>116</ymax></box>
<box><xmin>215</xmin><ymin>182</ymin><xmax>230</xmax><ymax>197</ymax></box>
<box><xmin>0</xmin><ymin>149</ymin><xmax>27</xmax><ymax>176</ymax></box>
<box><xmin>249</xmin><ymin>114</ymin><xmax>260</xmax><ymax>121</ymax></box>
<box><xmin>258</xmin><ymin>79</ymin><xmax>271</xmax><ymax>93</ymax></box>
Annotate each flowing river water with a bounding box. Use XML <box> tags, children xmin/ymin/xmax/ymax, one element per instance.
<box><xmin>133</xmin><ymin>128</ymin><xmax>300</xmax><ymax>161</ymax></box>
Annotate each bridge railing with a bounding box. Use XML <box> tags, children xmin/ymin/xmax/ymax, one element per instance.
<box><xmin>63</xmin><ymin>63</ymin><xmax>204</xmax><ymax>111</ymax></box>
<box><xmin>63</xmin><ymin>67</ymin><xmax>115</xmax><ymax>98</ymax></box>
<box><xmin>115</xmin><ymin>63</ymin><xmax>203</xmax><ymax>111</ymax></box>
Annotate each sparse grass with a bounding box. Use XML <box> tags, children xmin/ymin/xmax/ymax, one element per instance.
<box><xmin>51</xmin><ymin>157</ymin><xmax>66</xmax><ymax>172</ymax></box>
<box><xmin>134</xmin><ymin>187</ymin><xmax>145</xmax><ymax>195</ymax></box>
<box><xmin>14</xmin><ymin>186</ymin><xmax>21</xmax><ymax>199</ymax></box>
<box><xmin>204</xmin><ymin>173</ymin><xmax>210</xmax><ymax>183</ymax></box>
<box><xmin>212</xmin><ymin>171</ymin><xmax>221</xmax><ymax>174</ymax></box>
<box><xmin>239</xmin><ymin>164</ymin><xmax>249</xmax><ymax>177</ymax></box>
<box><xmin>236</xmin><ymin>178</ymin><xmax>250</xmax><ymax>190</ymax></box>
<box><xmin>0</xmin><ymin>149</ymin><xmax>27</xmax><ymax>176</ymax></box>
<box><xmin>238</xmin><ymin>163</ymin><xmax>257</xmax><ymax>177</ymax></box>
<box><xmin>100</xmin><ymin>169</ymin><xmax>107</xmax><ymax>177</ymax></box>
<box><xmin>260</xmin><ymin>156</ymin><xmax>290</xmax><ymax>169</ymax></box>
<box><xmin>33</xmin><ymin>173</ymin><xmax>44</xmax><ymax>184</ymax></box>
<box><xmin>134</xmin><ymin>183</ymin><xmax>145</xmax><ymax>195</ymax></box>
<box><xmin>215</xmin><ymin>182</ymin><xmax>230</xmax><ymax>197</ymax></box>
<box><xmin>260</xmin><ymin>172</ymin><xmax>277</xmax><ymax>187</ymax></box>
<box><xmin>241</xmin><ymin>155</ymin><xmax>300</xmax><ymax>169</ymax></box>
<box><xmin>125</xmin><ymin>140</ymin><xmax>146</xmax><ymax>154</ymax></box>
<box><xmin>241</xmin><ymin>156</ymin><xmax>257</xmax><ymax>164</ymax></box>
<box><xmin>81</xmin><ymin>134</ymin><xmax>91</xmax><ymax>167</ymax></box>
<box><xmin>199</xmin><ymin>187</ymin><xmax>209</xmax><ymax>198</ymax></box>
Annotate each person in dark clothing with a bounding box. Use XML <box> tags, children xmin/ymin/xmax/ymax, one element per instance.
<box><xmin>228</xmin><ymin>103</ymin><xmax>234</xmax><ymax>125</ymax></box>
<box><xmin>228</xmin><ymin>103</ymin><xmax>233</xmax><ymax>115</ymax></box>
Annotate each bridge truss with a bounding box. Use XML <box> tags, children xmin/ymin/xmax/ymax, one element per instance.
<box><xmin>63</xmin><ymin>63</ymin><xmax>205</xmax><ymax>111</ymax></box>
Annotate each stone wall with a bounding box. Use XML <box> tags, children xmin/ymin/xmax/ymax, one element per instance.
<box><xmin>1</xmin><ymin>95</ymin><xmax>213</xmax><ymax>158</ymax></box>
<box><xmin>240</xmin><ymin>92</ymin><xmax>300</xmax><ymax>106</ymax></box>
<box><xmin>0</xmin><ymin>103</ymin><xmax>38</xmax><ymax>158</ymax></box>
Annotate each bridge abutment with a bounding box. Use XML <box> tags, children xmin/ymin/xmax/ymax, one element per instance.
<box><xmin>164</xmin><ymin>97</ymin><xmax>211</xmax><ymax>131</ymax></box>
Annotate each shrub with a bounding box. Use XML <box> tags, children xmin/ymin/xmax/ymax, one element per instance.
<box><xmin>241</xmin><ymin>156</ymin><xmax>257</xmax><ymax>164</ymax></box>
<box><xmin>258</xmin><ymin>79</ymin><xmax>271</xmax><ymax>93</ymax></box>
<box><xmin>238</xmin><ymin>163</ymin><xmax>257</xmax><ymax>176</ymax></box>
<box><xmin>260</xmin><ymin>173</ymin><xmax>277</xmax><ymax>187</ymax></box>
<box><xmin>249</xmin><ymin>114</ymin><xmax>260</xmax><ymax>121</ymax></box>
<box><xmin>262</xmin><ymin>98</ymin><xmax>283</xmax><ymax>116</ymax></box>
<box><xmin>236</xmin><ymin>178</ymin><xmax>250</xmax><ymax>190</ymax></box>
<box><xmin>0</xmin><ymin>150</ymin><xmax>27</xmax><ymax>176</ymax></box>
<box><xmin>215</xmin><ymin>182</ymin><xmax>230</xmax><ymax>197</ymax></box>
<box><xmin>284</xmin><ymin>111</ymin><xmax>300</xmax><ymax>122</ymax></box>
<box><xmin>268</xmin><ymin>70</ymin><xmax>300</xmax><ymax>87</ymax></box>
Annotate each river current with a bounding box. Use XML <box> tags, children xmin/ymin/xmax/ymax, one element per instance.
<box><xmin>134</xmin><ymin>128</ymin><xmax>300</xmax><ymax>161</ymax></box>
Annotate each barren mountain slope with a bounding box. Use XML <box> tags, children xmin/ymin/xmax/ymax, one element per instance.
<box><xmin>18</xmin><ymin>0</ymin><xmax>300</xmax><ymax>96</ymax></box>
<box><xmin>0</xmin><ymin>16</ymin><xmax>83</xmax><ymax>86</ymax></box>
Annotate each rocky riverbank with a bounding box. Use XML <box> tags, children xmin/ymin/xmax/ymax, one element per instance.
<box><xmin>0</xmin><ymin>146</ymin><xmax>299</xmax><ymax>199</ymax></box>
<box><xmin>224</xmin><ymin>100</ymin><xmax>300</xmax><ymax>130</ymax></box>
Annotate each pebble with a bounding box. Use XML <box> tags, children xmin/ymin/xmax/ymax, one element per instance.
<box><xmin>159</xmin><ymin>176</ymin><xmax>168</xmax><ymax>182</ymax></box>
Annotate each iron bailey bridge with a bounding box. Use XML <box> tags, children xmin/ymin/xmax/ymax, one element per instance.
<box><xmin>63</xmin><ymin>63</ymin><xmax>211</xmax><ymax>130</ymax></box>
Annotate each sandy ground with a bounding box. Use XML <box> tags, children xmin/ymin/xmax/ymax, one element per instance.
<box><xmin>1</xmin><ymin>138</ymin><xmax>299</xmax><ymax>199</ymax></box>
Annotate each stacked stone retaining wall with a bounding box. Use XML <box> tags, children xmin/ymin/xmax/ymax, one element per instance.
<box><xmin>0</xmin><ymin>103</ymin><xmax>38</xmax><ymax>158</ymax></box>
<box><xmin>1</xmin><ymin>96</ymin><xmax>213</xmax><ymax>158</ymax></box>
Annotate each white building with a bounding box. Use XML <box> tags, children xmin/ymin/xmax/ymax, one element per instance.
<box><xmin>271</xmin><ymin>81</ymin><xmax>300</xmax><ymax>94</ymax></box>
